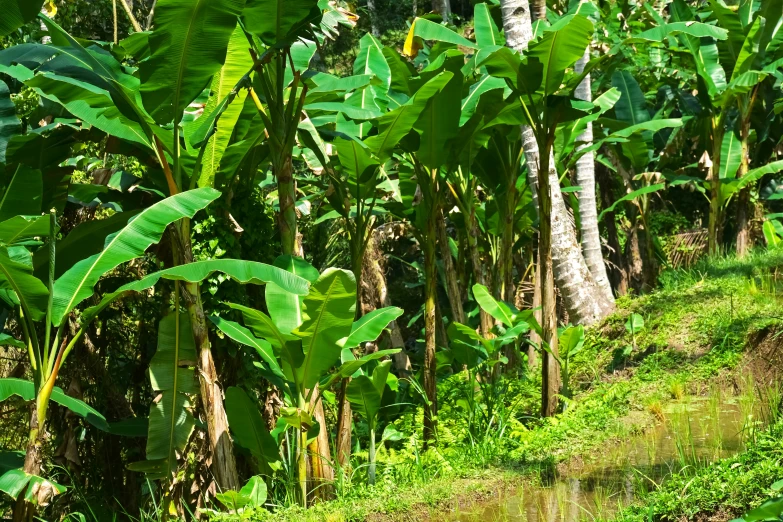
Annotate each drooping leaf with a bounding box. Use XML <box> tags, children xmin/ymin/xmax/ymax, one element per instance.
<box><xmin>209</xmin><ymin>316</ymin><xmax>285</xmax><ymax>386</ymax></box>
<box><xmin>0</xmin><ymin>80</ymin><xmax>20</xmax><ymax>165</ymax></box>
<box><xmin>140</xmin><ymin>0</ymin><xmax>246</xmax><ymax>125</ymax></box>
<box><xmin>242</xmin><ymin>0</ymin><xmax>321</xmax><ymax>46</ymax></box>
<box><xmin>227</xmin><ymin>303</ymin><xmax>294</xmax><ymax>349</ymax></box>
<box><xmin>131</xmin><ymin>313</ymin><xmax>197</xmax><ymax>479</ymax></box>
<box><xmin>598</xmin><ymin>183</ymin><xmax>666</xmax><ymax>220</ymax></box>
<box><xmin>0</xmin><ymin>378</ymin><xmax>109</xmax><ymax>431</ymax></box>
<box><xmin>52</xmin><ymin>188</ymin><xmax>221</xmax><ymax>326</ymax></box>
<box><xmin>0</xmin><ymin>247</ymin><xmax>48</xmax><ymax>321</ymax></box>
<box><xmin>633</xmin><ymin>22</ymin><xmax>729</xmax><ymax>42</ymax></box>
<box><xmin>82</xmin><ymin>259</ymin><xmax>310</xmax><ymax>324</ymax></box>
<box><xmin>0</xmin><ymin>215</ymin><xmax>50</xmax><ymax>245</ymax></box>
<box><xmin>0</xmin><ymin>0</ymin><xmax>45</xmax><ymax>37</ymax></box>
<box><xmin>365</xmin><ymin>71</ymin><xmax>454</xmax><ymax>161</ymax></box>
<box><xmin>225</xmin><ymin>387</ymin><xmax>281</xmax><ymax>471</ymax></box>
<box><xmin>403</xmin><ymin>18</ymin><xmax>478</xmax><ymax>58</ymax></box>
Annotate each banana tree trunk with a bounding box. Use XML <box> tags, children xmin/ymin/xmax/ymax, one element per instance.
<box><xmin>574</xmin><ymin>51</ymin><xmax>614</xmax><ymax>304</ymax></box>
<box><xmin>735</xmin><ymin>111</ymin><xmax>752</xmax><ymax>257</ymax></box>
<box><xmin>597</xmin><ymin>162</ymin><xmax>628</xmax><ymax>296</ymax></box>
<box><xmin>437</xmin><ymin>211</ymin><xmax>465</xmax><ymax>324</ymax></box>
<box><xmin>468</xmin><ymin>206</ymin><xmax>494</xmax><ymax>336</ymax></box>
<box><xmin>335</xmin><ymin>378</ymin><xmax>352</xmax><ymax>469</ymax></box>
<box><xmin>531</xmin><ymin>0</ymin><xmax>546</xmax><ymax>22</ymax></box>
<box><xmin>500</xmin><ymin>0</ymin><xmax>614</xmax><ymax>327</ymax></box>
<box><xmin>422</xmin><ymin>219</ymin><xmax>439</xmax><ymax>447</ymax></box>
<box><xmin>178</xmin><ymin>222</ymin><xmax>239</xmax><ymax>492</ymax></box>
<box><xmin>499</xmin><ymin>179</ymin><xmax>518</xmax><ymax>303</ymax></box>
<box><xmin>13</xmin><ymin>394</ymin><xmax>50</xmax><ymax>522</ymax></box>
<box><xmin>431</xmin><ymin>0</ymin><xmax>450</xmax><ymax>21</ymax></box>
<box><xmin>708</xmin><ymin>118</ymin><xmax>725</xmax><ymax>256</ymax></box>
<box><xmin>278</xmin><ymin>154</ymin><xmax>300</xmax><ymax>256</ymax></box>
<box><xmin>308</xmin><ymin>386</ymin><xmax>334</xmax><ymax>502</ymax></box>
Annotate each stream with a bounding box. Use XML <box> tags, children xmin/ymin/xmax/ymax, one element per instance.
<box><xmin>440</xmin><ymin>389</ymin><xmax>758</xmax><ymax>522</ymax></box>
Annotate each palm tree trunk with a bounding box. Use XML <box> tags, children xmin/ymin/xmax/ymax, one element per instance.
<box><xmin>367</xmin><ymin>0</ymin><xmax>380</xmax><ymax>36</ymax></box>
<box><xmin>574</xmin><ymin>50</ymin><xmax>614</xmax><ymax>304</ymax></box>
<box><xmin>499</xmin><ymin>0</ymin><xmax>614</xmax><ymax>327</ymax></box>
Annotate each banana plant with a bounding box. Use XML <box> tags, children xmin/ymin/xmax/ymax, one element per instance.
<box><xmin>447</xmin><ymin>283</ymin><xmax>534</xmax><ymax>436</ymax></box>
<box><xmin>640</xmin><ymin>0</ymin><xmax>783</xmax><ymax>254</ymax></box>
<box><xmin>210</xmin><ymin>257</ymin><xmax>401</xmax><ymax>506</ymax></box>
<box><xmin>344</xmin><ymin>357</ymin><xmax>398</xmax><ymax>485</ymax></box>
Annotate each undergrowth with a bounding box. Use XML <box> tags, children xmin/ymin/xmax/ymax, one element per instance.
<box><xmin>208</xmin><ymin>249</ymin><xmax>783</xmax><ymax>522</ymax></box>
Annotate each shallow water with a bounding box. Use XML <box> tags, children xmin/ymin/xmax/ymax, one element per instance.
<box><xmin>439</xmin><ymin>391</ymin><xmax>756</xmax><ymax>522</ymax></box>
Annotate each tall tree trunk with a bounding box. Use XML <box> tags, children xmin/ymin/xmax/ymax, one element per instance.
<box><xmin>574</xmin><ymin>50</ymin><xmax>614</xmax><ymax>304</ymax></box>
<box><xmin>431</xmin><ymin>0</ymin><xmax>451</xmax><ymax>21</ymax></box>
<box><xmin>499</xmin><ymin>176</ymin><xmax>519</xmax><ymax>303</ymax></box>
<box><xmin>367</xmin><ymin>0</ymin><xmax>380</xmax><ymax>37</ymax></box>
<box><xmin>597</xmin><ymin>164</ymin><xmax>628</xmax><ymax>296</ymax></box>
<box><xmin>437</xmin><ymin>211</ymin><xmax>465</xmax><ymax>324</ymax></box>
<box><xmin>708</xmin><ymin>117</ymin><xmax>725</xmax><ymax>256</ymax></box>
<box><xmin>14</xmin><ymin>399</ymin><xmax>48</xmax><ymax>522</ymax></box>
<box><xmin>500</xmin><ymin>0</ymin><xmax>614</xmax><ymax>327</ymax></box>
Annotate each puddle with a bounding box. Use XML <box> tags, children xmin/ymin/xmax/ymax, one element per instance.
<box><xmin>439</xmin><ymin>390</ymin><xmax>759</xmax><ymax>522</ymax></box>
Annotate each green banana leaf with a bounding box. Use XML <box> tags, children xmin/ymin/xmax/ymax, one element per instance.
<box><xmin>0</xmin><ymin>247</ymin><xmax>48</xmax><ymax>321</ymax></box>
<box><xmin>242</xmin><ymin>0</ymin><xmax>321</xmax><ymax>46</ymax></box>
<box><xmin>82</xmin><ymin>258</ymin><xmax>310</xmax><ymax>324</ymax></box>
<box><xmin>51</xmin><ymin>188</ymin><xmax>221</xmax><ymax>326</ymax></box>
<box><xmin>0</xmin><ymin>80</ymin><xmax>20</xmax><ymax>165</ymax></box>
<box><xmin>340</xmin><ymin>307</ymin><xmax>404</xmax><ymax>349</ymax></box>
<box><xmin>0</xmin><ymin>0</ymin><xmax>45</xmax><ymax>37</ymax></box>
<box><xmin>224</xmin><ymin>387</ymin><xmax>281</xmax><ymax>471</ymax></box>
<box><xmin>129</xmin><ymin>313</ymin><xmax>197</xmax><ymax>479</ymax></box>
<box><xmin>140</xmin><ymin>0</ymin><xmax>245</xmax><ymax>126</ymax></box>
<box><xmin>0</xmin><ymin>378</ymin><xmax>109</xmax><ymax>431</ymax></box>
<box><xmin>294</xmin><ymin>268</ymin><xmax>356</xmax><ymax>389</ymax></box>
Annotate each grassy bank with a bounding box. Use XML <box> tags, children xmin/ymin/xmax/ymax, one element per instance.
<box><xmin>210</xmin><ymin>250</ymin><xmax>783</xmax><ymax>522</ymax></box>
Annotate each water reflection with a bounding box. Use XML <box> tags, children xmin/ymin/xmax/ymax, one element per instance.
<box><xmin>442</xmin><ymin>391</ymin><xmax>756</xmax><ymax>522</ymax></box>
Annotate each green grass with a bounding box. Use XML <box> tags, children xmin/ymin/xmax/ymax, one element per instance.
<box><xmin>609</xmin><ymin>418</ymin><xmax>783</xmax><ymax>522</ymax></box>
<box><xmin>208</xmin><ymin>249</ymin><xmax>783</xmax><ymax>522</ymax></box>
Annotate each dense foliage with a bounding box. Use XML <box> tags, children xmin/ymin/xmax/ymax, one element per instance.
<box><xmin>0</xmin><ymin>0</ymin><xmax>781</xmax><ymax>520</ymax></box>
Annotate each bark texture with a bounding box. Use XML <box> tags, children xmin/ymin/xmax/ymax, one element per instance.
<box><xmin>574</xmin><ymin>50</ymin><xmax>614</xmax><ymax>303</ymax></box>
<box><xmin>500</xmin><ymin>0</ymin><xmax>614</xmax><ymax>327</ymax></box>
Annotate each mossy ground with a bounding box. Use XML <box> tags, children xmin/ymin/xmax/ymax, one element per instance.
<box><xmin>209</xmin><ymin>250</ymin><xmax>783</xmax><ymax>522</ymax></box>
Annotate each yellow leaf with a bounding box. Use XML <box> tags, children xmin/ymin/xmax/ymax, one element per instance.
<box><xmin>43</xmin><ymin>0</ymin><xmax>57</xmax><ymax>17</ymax></box>
<box><xmin>403</xmin><ymin>20</ymin><xmax>423</xmax><ymax>58</ymax></box>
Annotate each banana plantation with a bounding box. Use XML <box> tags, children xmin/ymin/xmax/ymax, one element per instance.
<box><xmin>0</xmin><ymin>0</ymin><xmax>782</xmax><ymax>520</ymax></box>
